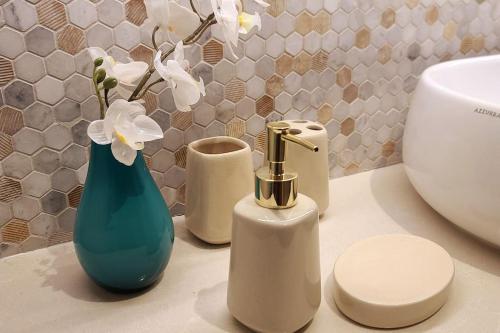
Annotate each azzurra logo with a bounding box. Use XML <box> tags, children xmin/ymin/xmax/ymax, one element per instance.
<box><xmin>474</xmin><ymin>107</ymin><xmax>500</xmax><ymax>119</ymax></box>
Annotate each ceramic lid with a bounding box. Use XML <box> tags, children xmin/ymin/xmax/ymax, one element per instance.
<box><xmin>332</xmin><ymin>234</ymin><xmax>454</xmax><ymax>329</ymax></box>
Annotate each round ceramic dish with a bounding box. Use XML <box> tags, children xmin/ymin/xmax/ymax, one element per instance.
<box><xmin>332</xmin><ymin>234</ymin><xmax>454</xmax><ymax>329</ymax></box>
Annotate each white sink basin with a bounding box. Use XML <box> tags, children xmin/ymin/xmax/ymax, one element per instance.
<box><xmin>403</xmin><ymin>55</ymin><xmax>500</xmax><ymax>247</ymax></box>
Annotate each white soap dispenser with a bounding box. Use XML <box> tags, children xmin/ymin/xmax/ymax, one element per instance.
<box><xmin>227</xmin><ymin>122</ymin><xmax>321</xmax><ymax>333</ymax></box>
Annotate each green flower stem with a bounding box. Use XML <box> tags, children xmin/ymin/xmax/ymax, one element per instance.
<box><xmin>104</xmin><ymin>89</ymin><xmax>110</xmax><ymax>108</ymax></box>
<box><xmin>92</xmin><ymin>65</ymin><xmax>105</xmax><ymax>119</ymax></box>
<box><xmin>152</xmin><ymin>26</ymin><xmax>160</xmax><ymax>51</ymax></box>
<box><xmin>190</xmin><ymin>0</ymin><xmax>202</xmax><ymax>21</ymax></box>
<box><xmin>128</xmin><ymin>13</ymin><xmax>216</xmax><ymax>102</ymax></box>
<box><xmin>136</xmin><ymin>78</ymin><xmax>164</xmax><ymax>100</ymax></box>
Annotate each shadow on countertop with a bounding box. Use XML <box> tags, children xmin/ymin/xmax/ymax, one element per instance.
<box><xmin>194</xmin><ymin>281</ymin><xmax>253</xmax><ymax>332</ymax></box>
<box><xmin>33</xmin><ymin>244</ymin><xmax>162</xmax><ymax>303</ymax></box>
<box><xmin>369</xmin><ymin>165</ymin><xmax>500</xmax><ymax>277</ymax></box>
<box><xmin>173</xmin><ymin>219</ymin><xmax>231</xmax><ymax>250</ymax></box>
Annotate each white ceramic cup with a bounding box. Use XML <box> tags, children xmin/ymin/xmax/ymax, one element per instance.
<box><xmin>185</xmin><ymin>136</ymin><xmax>253</xmax><ymax>244</ymax></box>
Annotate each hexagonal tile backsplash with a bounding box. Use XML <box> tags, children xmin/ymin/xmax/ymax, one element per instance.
<box><xmin>0</xmin><ymin>0</ymin><xmax>497</xmax><ymax>257</ymax></box>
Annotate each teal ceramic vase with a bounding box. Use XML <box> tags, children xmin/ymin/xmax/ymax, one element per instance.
<box><xmin>74</xmin><ymin>142</ymin><xmax>174</xmax><ymax>291</ymax></box>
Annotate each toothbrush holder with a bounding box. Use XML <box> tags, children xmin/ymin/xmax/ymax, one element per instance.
<box><xmin>185</xmin><ymin>136</ymin><xmax>253</xmax><ymax>244</ymax></box>
<box><xmin>285</xmin><ymin>120</ymin><xmax>330</xmax><ymax>215</ymax></box>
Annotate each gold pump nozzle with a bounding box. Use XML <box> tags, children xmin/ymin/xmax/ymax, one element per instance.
<box><xmin>255</xmin><ymin>122</ymin><xmax>318</xmax><ymax>209</ymax></box>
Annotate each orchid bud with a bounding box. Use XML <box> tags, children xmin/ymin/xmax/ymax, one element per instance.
<box><xmin>103</xmin><ymin>77</ymin><xmax>118</xmax><ymax>90</ymax></box>
<box><xmin>94</xmin><ymin>68</ymin><xmax>106</xmax><ymax>83</ymax></box>
<box><xmin>94</xmin><ymin>57</ymin><xmax>104</xmax><ymax>67</ymax></box>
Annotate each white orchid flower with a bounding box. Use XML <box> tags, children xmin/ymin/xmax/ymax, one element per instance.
<box><xmin>88</xmin><ymin>48</ymin><xmax>148</xmax><ymax>99</ymax></box>
<box><xmin>145</xmin><ymin>0</ymin><xmax>199</xmax><ymax>41</ymax></box>
<box><xmin>254</xmin><ymin>0</ymin><xmax>269</xmax><ymax>7</ymax></box>
<box><xmin>211</xmin><ymin>0</ymin><xmax>261</xmax><ymax>58</ymax></box>
<box><xmin>154</xmin><ymin>42</ymin><xmax>205</xmax><ymax>112</ymax></box>
<box><xmin>87</xmin><ymin>99</ymin><xmax>163</xmax><ymax>166</ymax></box>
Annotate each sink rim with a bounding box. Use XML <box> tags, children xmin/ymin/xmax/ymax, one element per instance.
<box><xmin>422</xmin><ymin>55</ymin><xmax>500</xmax><ymax>109</ymax></box>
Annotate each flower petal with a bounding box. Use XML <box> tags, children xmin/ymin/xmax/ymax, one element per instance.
<box><xmin>254</xmin><ymin>0</ymin><xmax>269</xmax><ymax>7</ymax></box>
<box><xmin>173</xmin><ymin>41</ymin><xmax>185</xmax><ymax>65</ymax></box>
<box><xmin>111</xmin><ymin>138</ymin><xmax>137</xmax><ymax>166</ymax></box>
<box><xmin>133</xmin><ymin>115</ymin><xmax>164</xmax><ymax>142</ymax></box>
<box><xmin>154</xmin><ymin>51</ymin><xmax>170</xmax><ymax>81</ymax></box>
<box><xmin>113</xmin><ymin>61</ymin><xmax>148</xmax><ymax>84</ymax></box>
<box><xmin>239</xmin><ymin>12</ymin><xmax>261</xmax><ymax>34</ymax></box>
<box><xmin>104</xmin><ymin>99</ymin><xmax>142</xmax><ymax>139</ymax></box>
<box><xmin>114</xmin><ymin>121</ymin><xmax>142</xmax><ymax>150</ymax></box>
<box><xmin>88</xmin><ymin>47</ymin><xmax>107</xmax><ymax>61</ymax></box>
<box><xmin>87</xmin><ymin>120</ymin><xmax>111</xmax><ymax>145</ymax></box>
<box><xmin>199</xmin><ymin>76</ymin><xmax>206</xmax><ymax>96</ymax></box>
<box><xmin>168</xmin><ymin>2</ymin><xmax>200</xmax><ymax>40</ymax></box>
<box><xmin>145</xmin><ymin>0</ymin><xmax>170</xmax><ymax>31</ymax></box>
<box><xmin>166</xmin><ymin>61</ymin><xmax>204</xmax><ymax>110</ymax></box>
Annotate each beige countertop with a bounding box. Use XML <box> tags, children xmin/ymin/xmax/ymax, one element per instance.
<box><xmin>1</xmin><ymin>164</ymin><xmax>500</xmax><ymax>333</ymax></box>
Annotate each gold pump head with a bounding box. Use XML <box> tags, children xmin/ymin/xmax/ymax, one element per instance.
<box><xmin>255</xmin><ymin>122</ymin><xmax>318</xmax><ymax>209</ymax></box>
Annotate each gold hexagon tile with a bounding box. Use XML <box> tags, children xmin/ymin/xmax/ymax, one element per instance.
<box><xmin>425</xmin><ymin>6</ymin><xmax>439</xmax><ymax>25</ymax></box>
<box><xmin>293</xmin><ymin>52</ymin><xmax>312</xmax><ymax>75</ymax></box>
<box><xmin>36</xmin><ymin>0</ymin><xmax>68</xmax><ymax>31</ymax></box>
<box><xmin>0</xmin><ymin>178</ymin><xmax>22</xmax><ymax>203</ymax></box>
<box><xmin>172</xmin><ymin>111</ymin><xmax>193</xmax><ymax>130</ymax></box>
<box><xmin>340</xmin><ymin>118</ymin><xmax>355</xmax><ymax>136</ymax></box>
<box><xmin>0</xmin><ymin>133</ymin><xmax>13</xmax><ymax>160</ymax></box>
<box><xmin>2</xmin><ymin>219</ymin><xmax>30</xmax><ymax>244</ymax></box>
<box><xmin>130</xmin><ymin>44</ymin><xmax>154</xmax><ymax>65</ymax></box>
<box><xmin>256</xmin><ymin>95</ymin><xmax>274</xmax><ymax>118</ymax></box>
<box><xmin>382</xmin><ymin>141</ymin><xmax>396</xmax><ymax>158</ymax></box>
<box><xmin>406</xmin><ymin>0</ymin><xmax>419</xmax><ymax>9</ymax></box>
<box><xmin>313</xmin><ymin>11</ymin><xmax>330</xmax><ymax>34</ymax></box>
<box><xmin>276</xmin><ymin>54</ymin><xmax>294</xmax><ymax>76</ymax></box>
<box><xmin>460</xmin><ymin>36</ymin><xmax>473</xmax><ymax>54</ymax></box>
<box><xmin>48</xmin><ymin>230</ymin><xmax>73</xmax><ymax>246</ymax></box>
<box><xmin>265</xmin><ymin>75</ymin><xmax>284</xmax><ymax>97</ymax></box>
<box><xmin>1</xmin><ymin>219</ymin><xmax>30</xmax><ymax>243</ymax></box>
<box><xmin>0</xmin><ymin>107</ymin><xmax>24</xmax><ymax>135</ymax></box>
<box><xmin>175</xmin><ymin>146</ymin><xmax>187</xmax><ymax>168</ymax></box>
<box><xmin>68</xmin><ymin>185</ymin><xmax>83</xmax><ymax>208</ymax></box>
<box><xmin>225</xmin><ymin>79</ymin><xmax>246</xmax><ymax>103</ymax></box>
<box><xmin>0</xmin><ymin>57</ymin><xmax>14</xmax><ymax>87</ymax></box>
<box><xmin>267</xmin><ymin>0</ymin><xmax>285</xmax><ymax>17</ymax></box>
<box><xmin>343</xmin><ymin>84</ymin><xmax>358</xmax><ymax>103</ymax></box>
<box><xmin>143</xmin><ymin>91</ymin><xmax>158</xmax><ymax>115</ymax></box>
<box><xmin>472</xmin><ymin>36</ymin><xmax>485</xmax><ymax>53</ymax></box>
<box><xmin>381</xmin><ymin>8</ymin><xmax>396</xmax><ymax>29</ymax></box>
<box><xmin>317</xmin><ymin>104</ymin><xmax>333</xmax><ymax>124</ymax></box>
<box><xmin>203</xmin><ymin>40</ymin><xmax>224</xmax><ymax>65</ymax></box>
<box><xmin>255</xmin><ymin>130</ymin><xmax>267</xmax><ymax>152</ymax></box>
<box><xmin>378</xmin><ymin>45</ymin><xmax>392</xmax><ymax>64</ymax></box>
<box><xmin>355</xmin><ymin>28</ymin><xmax>371</xmax><ymax>49</ymax></box>
<box><xmin>296</xmin><ymin>12</ymin><xmax>313</xmax><ymax>35</ymax></box>
<box><xmin>125</xmin><ymin>0</ymin><xmax>148</xmax><ymax>26</ymax></box>
<box><xmin>57</xmin><ymin>25</ymin><xmax>86</xmax><ymax>55</ymax></box>
<box><xmin>336</xmin><ymin>66</ymin><xmax>351</xmax><ymax>88</ymax></box>
<box><xmin>312</xmin><ymin>51</ymin><xmax>328</xmax><ymax>72</ymax></box>
<box><xmin>345</xmin><ymin>163</ymin><xmax>359</xmax><ymax>176</ymax></box>
<box><xmin>443</xmin><ymin>22</ymin><xmax>457</xmax><ymax>41</ymax></box>
<box><xmin>226</xmin><ymin>118</ymin><xmax>245</xmax><ymax>138</ymax></box>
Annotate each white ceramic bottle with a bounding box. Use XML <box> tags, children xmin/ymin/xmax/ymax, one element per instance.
<box><xmin>227</xmin><ymin>122</ymin><xmax>321</xmax><ymax>333</ymax></box>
